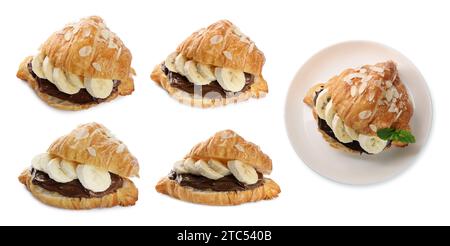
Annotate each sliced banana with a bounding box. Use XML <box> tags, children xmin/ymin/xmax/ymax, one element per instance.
<box><xmin>164</xmin><ymin>52</ymin><xmax>178</xmax><ymax>73</ymax></box>
<box><xmin>84</xmin><ymin>78</ymin><xmax>113</xmax><ymax>99</ymax></box>
<box><xmin>331</xmin><ymin>115</ymin><xmax>353</xmax><ymax>143</ymax></box>
<box><xmin>31</xmin><ymin>54</ymin><xmax>45</xmax><ymax>78</ymax></box>
<box><xmin>67</xmin><ymin>72</ymin><xmax>85</xmax><ymax>88</ymax></box>
<box><xmin>173</xmin><ymin>160</ymin><xmax>188</xmax><ymax>174</ymax></box>
<box><xmin>60</xmin><ymin>160</ymin><xmax>78</xmax><ymax>180</ymax></box>
<box><xmin>197</xmin><ymin>63</ymin><xmax>216</xmax><ymax>82</ymax></box>
<box><xmin>358</xmin><ymin>134</ymin><xmax>388</xmax><ymax>154</ymax></box>
<box><xmin>53</xmin><ymin>68</ymin><xmax>80</xmax><ymax>94</ymax></box>
<box><xmin>195</xmin><ymin>160</ymin><xmax>224</xmax><ymax>180</ymax></box>
<box><xmin>208</xmin><ymin>159</ymin><xmax>231</xmax><ymax>176</ymax></box>
<box><xmin>344</xmin><ymin>124</ymin><xmax>359</xmax><ymax>141</ymax></box>
<box><xmin>184</xmin><ymin>61</ymin><xmax>211</xmax><ymax>85</ymax></box>
<box><xmin>76</xmin><ymin>164</ymin><xmax>111</xmax><ymax>192</ymax></box>
<box><xmin>183</xmin><ymin>158</ymin><xmax>200</xmax><ymax>175</ymax></box>
<box><xmin>46</xmin><ymin>158</ymin><xmax>76</xmax><ymax>183</ymax></box>
<box><xmin>42</xmin><ymin>56</ymin><xmax>54</xmax><ymax>82</ymax></box>
<box><xmin>227</xmin><ymin>160</ymin><xmax>258</xmax><ymax>185</ymax></box>
<box><xmin>215</xmin><ymin>67</ymin><xmax>245</xmax><ymax>92</ymax></box>
<box><xmin>324</xmin><ymin>101</ymin><xmax>336</xmax><ymax>127</ymax></box>
<box><xmin>174</xmin><ymin>54</ymin><xmax>187</xmax><ymax>76</ymax></box>
<box><xmin>315</xmin><ymin>89</ymin><xmax>331</xmax><ymax>119</ymax></box>
<box><xmin>31</xmin><ymin>153</ymin><xmax>52</xmax><ymax>172</ymax></box>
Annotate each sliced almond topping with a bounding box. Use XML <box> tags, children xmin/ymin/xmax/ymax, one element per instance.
<box><xmin>108</xmin><ymin>39</ymin><xmax>118</xmax><ymax>49</ymax></box>
<box><xmin>101</xmin><ymin>29</ymin><xmax>110</xmax><ymax>40</ymax></box>
<box><xmin>87</xmin><ymin>147</ymin><xmax>96</xmax><ymax>157</ymax></box>
<box><xmin>83</xmin><ymin>29</ymin><xmax>91</xmax><ymax>38</ymax></box>
<box><xmin>79</xmin><ymin>46</ymin><xmax>92</xmax><ymax>57</ymax></box>
<box><xmin>248</xmin><ymin>43</ymin><xmax>255</xmax><ymax>53</ymax></box>
<box><xmin>362</xmin><ymin>75</ymin><xmax>373</xmax><ymax>83</ymax></box>
<box><xmin>350</xmin><ymin>85</ymin><xmax>358</xmax><ymax>97</ymax></box>
<box><xmin>64</xmin><ymin>31</ymin><xmax>73</xmax><ymax>41</ymax></box>
<box><xmin>74</xmin><ymin>127</ymin><xmax>89</xmax><ymax>140</ymax></box>
<box><xmin>388</xmin><ymin>103</ymin><xmax>398</xmax><ymax>113</ymax></box>
<box><xmin>359</xmin><ymin>110</ymin><xmax>372</xmax><ymax>120</ymax></box>
<box><xmin>359</xmin><ymin>82</ymin><xmax>368</xmax><ymax>94</ymax></box>
<box><xmin>386</xmin><ymin>88</ymin><xmax>394</xmax><ymax>102</ymax></box>
<box><xmin>234</xmin><ymin>143</ymin><xmax>245</xmax><ymax>152</ymax></box>
<box><xmin>386</xmin><ymin>80</ymin><xmax>393</xmax><ymax>88</ymax></box>
<box><xmin>395</xmin><ymin>110</ymin><xmax>403</xmax><ymax>121</ymax></box>
<box><xmin>116</xmin><ymin>143</ymin><xmax>126</xmax><ymax>154</ymax></box>
<box><xmin>223</xmin><ymin>51</ymin><xmax>233</xmax><ymax>61</ymax></box>
<box><xmin>92</xmin><ymin>62</ymin><xmax>102</xmax><ymax>72</ymax></box>
<box><xmin>359</xmin><ymin>68</ymin><xmax>367</xmax><ymax>74</ymax></box>
<box><xmin>343</xmin><ymin>73</ymin><xmax>365</xmax><ymax>84</ymax></box>
<box><xmin>210</xmin><ymin>35</ymin><xmax>223</xmax><ymax>45</ymax></box>
<box><xmin>368</xmin><ymin>91</ymin><xmax>376</xmax><ymax>102</ymax></box>
<box><xmin>370</xmin><ymin>66</ymin><xmax>384</xmax><ymax>73</ymax></box>
<box><xmin>369</xmin><ymin>124</ymin><xmax>377</xmax><ymax>132</ymax></box>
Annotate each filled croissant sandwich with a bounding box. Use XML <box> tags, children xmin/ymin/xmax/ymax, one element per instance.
<box><xmin>303</xmin><ymin>61</ymin><xmax>415</xmax><ymax>154</ymax></box>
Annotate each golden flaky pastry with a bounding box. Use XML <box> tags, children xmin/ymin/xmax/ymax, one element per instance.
<box><xmin>17</xmin><ymin>16</ymin><xmax>135</xmax><ymax>110</ymax></box>
<box><xmin>151</xmin><ymin>20</ymin><xmax>268</xmax><ymax>108</ymax></box>
<box><xmin>48</xmin><ymin>122</ymin><xmax>139</xmax><ymax>177</ymax></box>
<box><xmin>155</xmin><ymin>130</ymin><xmax>280</xmax><ymax>206</ymax></box>
<box><xmin>18</xmin><ymin>122</ymin><xmax>139</xmax><ymax>209</ymax></box>
<box><xmin>304</xmin><ymin>61</ymin><xmax>414</xmax><ymax>151</ymax></box>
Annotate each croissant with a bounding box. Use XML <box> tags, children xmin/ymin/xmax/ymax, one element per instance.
<box><xmin>151</xmin><ymin>20</ymin><xmax>268</xmax><ymax>108</ymax></box>
<box><xmin>19</xmin><ymin>123</ymin><xmax>139</xmax><ymax>209</ymax></box>
<box><xmin>17</xmin><ymin>16</ymin><xmax>135</xmax><ymax>110</ymax></box>
<box><xmin>304</xmin><ymin>61</ymin><xmax>414</xmax><ymax>154</ymax></box>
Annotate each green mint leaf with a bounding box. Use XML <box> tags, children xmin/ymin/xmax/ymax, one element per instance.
<box><xmin>377</xmin><ymin>128</ymin><xmax>395</xmax><ymax>140</ymax></box>
<box><xmin>377</xmin><ymin>128</ymin><xmax>416</xmax><ymax>144</ymax></box>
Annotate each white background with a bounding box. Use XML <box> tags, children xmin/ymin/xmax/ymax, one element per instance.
<box><xmin>0</xmin><ymin>0</ymin><xmax>445</xmax><ymax>225</ymax></box>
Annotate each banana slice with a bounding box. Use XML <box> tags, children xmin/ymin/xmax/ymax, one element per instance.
<box><xmin>315</xmin><ymin>89</ymin><xmax>331</xmax><ymax>119</ymax></box>
<box><xmin>197</xmin><ymin>63</ymin><xmax>216</xmax><ymax>82</ymax></box>
<box><xmin>324</xmin><ymin>100</ymin><xmax>336</xmax><ymax>127</ymax></box>
<box><xmin>31</xmin><ymin>54</ymin><xmax>45</xmax><ymax>79</ymax></box>
<box><xmin>331</xmin><ymin>115</ymin><xmax>353</xmax><ymax>143</ymax></box>
<box><xmin>208</xmin><ymin>159</ymin><xmax>231</xmax><ymax>176</ymax></box>
<box><xmin>60</xmin><ymin>160</ymin><xmax>78</xmax><ymax>180</ymax></box>
<box><xmin>184</xmin><ymin>61</ymin><xmax>211</xmax><ymax>85</ymax></box>
<box><xmin>67</xmin><ymin>72</ymin><xmax>85</xmax><ymax>88</ymax></box>
<box><xmin>195</xmin><ymin>160</ymin><xmax>224</xmax><ymax>180</ymax></box>
<box><xmin>174</xmin><ymin>54</ymin><xmax>187</xmax><ymax>76</ymax></box>
<box><xmin>183</xmin><ymin>158</ymin><xmax>200</xmax><ymax>175</ymax></box>
<box><xmin>173</xmin><ymin>159</ymin><xmax>188</xmax><ymax>174</ymax></box>
<box><xmin>76</xmin><ymin>164</ymin><xmax>111</xmax><ymax>192</ymax></box>
<box><xmin>358</xmin><ymin>134</ymin><xmax>388</xmax><ymax>154</ymax></box>
<box><xmin>46</xmin><ymin>158</ymin><xmax>76</xmax><ymax>183</ymax></box>
<box><xmin>164</xmin><ymin>52</ymin><xmax>178</xmax><ymax>73</ymax></box>
<box><xmin>84</xmin><ymin>78</ymin><xmax>113</xmax><ymax>99</ymax></box>
<box><xmin>53</xmin><ymin>68</ymin><xmax>81</xmax><ymax>94</ymax></box>
<box><xmin>42</xmin><ymin>56</ymin><xmax>54</xmax><ymax>82</ymax></box>
<box><xmin>215</xmin><ymin>67</ymin><xmax>245</xmax><ymax>92</ymax></box>
<box><xmin>31</xmin><ymin>153</ymin><xmax>52</xmax><ymax>172</ymax></box>
<box><xmin>344</xmin><ymin>124</ymin><xmax>359</xmax><ymax>141</ymax></box>
<box><xmin>227</xmin><ymin>160</ymin><xmax>258</xmax><ymax>185</ymax></box>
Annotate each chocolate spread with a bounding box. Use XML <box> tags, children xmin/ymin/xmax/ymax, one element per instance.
<box><xmin>168</xmin><ymin>170</ymin><xmax>264</xmax><ymax>192</ymax></box>
<box><xmin>313</xmin><ymin>88</ymin><xmax>368</xmax><ymax>154</ymax></box>
<box><xmin>28</xmin><ymin>62</ymin><xmax>120</xmax><ymax>104</ymax></box>
<box><xmin>31</xmin><ymin>169</ymin><xmax>123</xmax><ymax>198</ymax></box>
<box><xmin>161</xmin><ymin>64</ymin><xmax>254</xmax><ymax>98</ymax></box>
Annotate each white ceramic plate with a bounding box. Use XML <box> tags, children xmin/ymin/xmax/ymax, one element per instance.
<box><xmin>285</xmin><ymin>41</ymin><xmax>433</xmax><ymax>185</ymax></box>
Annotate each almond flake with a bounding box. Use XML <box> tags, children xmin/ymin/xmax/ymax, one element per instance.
<box><xmin>210</xmin><ymin>35</ymin><xmax>223</xmax><ymax>45</ymax></box>
<box><xmin>223</xmin><ymin>51</ymin><xmax>233</xmax><ymax>60</ymax></box>
<box><xmin>386</xmin><ymin>80</ymin><xmax>393</xmax><ymax>88</ymax></box>
<box><xmin>350</xmin><ymin>85</ymin><xmax>358</xmax><ymax>97</ymax></box>
<box><xmin>359</xmin><ymin>110</ymin><xmax>372</xmax><ymax>120</ymax></box>
<box><xmin>116</xmin><ymin>143</ymin><xmax>126</xmax><ymax>154</ymax></box>
<box><xmin>371</xmin><ymin>66</ymin><xmax>384</xmax><ymax>73</ymax></box>
<box><xmin>108</xmin><ymin>39</ymin><xmax>118</xmax><ymax>49</ymax></box>
<box><xmin>87</xmin><ymin>147</ymin><xmax>96</xmax><ymax>157</ymax></box>
<box><xmin>368</xmin><ymin>91</ymin><xmax>376</xmax><ymax>102</ymax></box>
<box><xmin>359</xmin><ymin>82</ymin><xmax>368</xmax><ymax>94</ymax></box>
<box><xmin>388</xmin><ymin>103</ymin><xmax>398</xmax><ymax>113</ymax></box>
<box><xmin>395</xmin><ymin>110</ymin><xmax>403</xmax><ymax>120</ymax></box>
<box><xmin>386</xmin><ymin>88</ymin><xmax>394</xmax><ymax>102</ymax></box>
<box><xmin>343</xmin><ymin>73</ymin><xmax>365</xmax><ymax>84</ymax></box>
<box><xmin>64</xmin><ymin>31</ymin><xmax>73</xmax><ymax>41</ymax></box>
<box><xmin>101</xmin><ymin>29</ymin><xmax>110</xmax><ymax>40</ymax></box>
<box><xmin>248</xmin><ymin>43</ymin><xmax>255</xmax><ymax>53</ymax></box>
<box><xmin>79</xmin><ymin>46</ymin><xmax>92</xmax><ymax>57</ymax></box>
<box><xmin>221</xmin><ymin>131</ymin><xmax>235</xmax><ymax>140</ymax></box>
<box><xmin>83</xmin><ymin>29</ymin><xmax>91</xmax><ymax>38</ymax></box>
<box><xmin>234</xmin><ymin>144</ymin><xmax>245</xmax><ymax>152</ymax></box>
<box><xmin>92</xmin><ymin>62</ymin><xmax>102</xmax><ymax>72</ymax></box>
<box><xmin>369</xmin><ymin>124</ymin><xmax>377</xmax><ymax>132</ymax></box>
<box><xmin>362</xmin><ymin>75</ymin><xmax>373</xmax><ymax>83</ymax></box>
<box><xmin>74</xmin><ymin>127</ymin><xmax>89</xmax><ymax>140</ymax></box>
